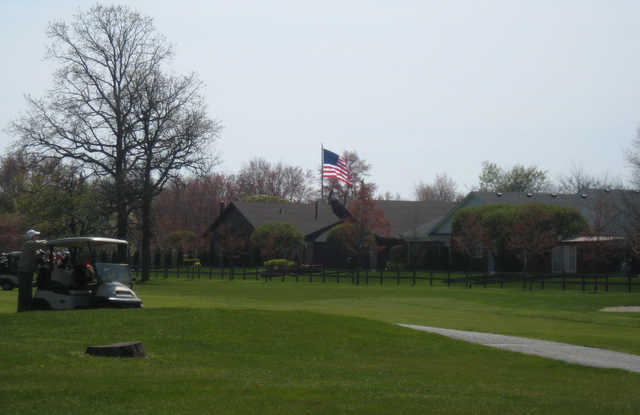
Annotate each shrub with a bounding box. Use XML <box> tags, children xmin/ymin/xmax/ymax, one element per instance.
<box><xmin>250</xmin><ymin>222</ymin><xmax>303</xmax><ymax>261</ymax></box>
<box><xmin>264</xmin><ymin>259</ymin><xmax>296</xmax><ymax>272</ymax></box>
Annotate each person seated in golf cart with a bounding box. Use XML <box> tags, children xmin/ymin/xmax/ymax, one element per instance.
<box><xmin>72</xmin><ymin>253</ymin><xmax>96</xmax><ymax>290</ymax></box>
<box><xmin>48</xmin><ymin>251</ymin><xmax>72</xmax><ymax>288</ymax></box>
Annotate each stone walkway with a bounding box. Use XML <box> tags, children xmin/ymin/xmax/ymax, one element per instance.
<box><xmin>398</xmin><ymin>324</ymin><xmax>640</xmax><ymax>373</ymax></box>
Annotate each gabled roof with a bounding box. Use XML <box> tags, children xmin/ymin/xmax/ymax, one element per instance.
<box><xmin>208</xmin><ymin>201</ymin><xmax>343</xmax><ymax>238</ymax></box>
<box><xmin>373</xmin><ymin>200</ymin><xmax>457</xmax><ymax>239</ymax></box>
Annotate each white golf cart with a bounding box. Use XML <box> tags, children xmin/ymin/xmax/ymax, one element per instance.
<box><xmin>0</xmin><ymin>251</ymin><xmax>21</xmax><ymax>290</ymax></box>
<box><xmin>31</xmin><ymin>237</ymin><xmax>143</xmax><ymax>310</ymax></box>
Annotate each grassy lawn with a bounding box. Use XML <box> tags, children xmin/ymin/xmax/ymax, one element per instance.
<box><xmin>0</xmin><ymin>278</ymin><xmax>639</xmax><ymax>414</ymax></box>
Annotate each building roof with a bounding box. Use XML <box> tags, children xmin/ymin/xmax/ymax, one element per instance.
<box><xmin>428</xmin><ymin>189</ymin><xmax>640</xmax><ymax>238</ymax></box>
<box><xmin>209</xmin><ymin>201</ymin><xmax>343</xmax><ymax>238</ymax></box>
<box><xmin>208</xmin><ymin>199</ymin><xmax>457</xmax><ymax>242</ymax></box>
<box><xmin>373</xmin><ymin>200</ymin><xmax>457</xmax><ymax>239</ymax></box>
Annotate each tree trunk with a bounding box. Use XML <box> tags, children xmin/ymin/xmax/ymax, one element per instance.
<box><xmin>86</xmin><ymin>341</ymin><xmax>148</xmax><ymax>358</ymax></box>
<box><xmin>140</xmin><ymin>169</ymin><xmax>153</xmax><ymax>282</ymax></box>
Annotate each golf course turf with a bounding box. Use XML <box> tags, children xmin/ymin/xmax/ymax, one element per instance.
<box><xmin>0</xmin><ymin>277</ymin><xmax>639</xmax><ymax>414</ymax></box>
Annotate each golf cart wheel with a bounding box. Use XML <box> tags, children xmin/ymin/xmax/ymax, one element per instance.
<box><xmin>31</xmin><ymin>298</ymin><xmax>51</xmax><ymax>310</ymax></box>
<box><xmin>1</xmin><ymin>280</ymin><xmax>13</xmax><ymax>291</ymax></box>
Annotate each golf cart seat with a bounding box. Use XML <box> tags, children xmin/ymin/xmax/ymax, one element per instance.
<box><xmin>68</xmin><ymin>289</ymin><xmax>93</xmax><ymax>296</ymax></box>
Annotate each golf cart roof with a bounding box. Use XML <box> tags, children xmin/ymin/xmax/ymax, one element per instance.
<box><xmin>46</xmin><ymin>237</ymin><xmax>128</xmax><ymax>248</ymax></box>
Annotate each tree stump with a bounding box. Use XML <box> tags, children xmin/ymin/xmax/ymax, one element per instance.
<box><xmin>86</xmin><ymin>341</ymin><xmax>148</xmax><ymax>358</ymax></box>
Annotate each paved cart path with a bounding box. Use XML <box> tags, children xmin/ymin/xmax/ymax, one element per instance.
<box><xmin>398</xmin><ymin>324</ymin><xmax>640</xmax><ymax>373</ymax></box>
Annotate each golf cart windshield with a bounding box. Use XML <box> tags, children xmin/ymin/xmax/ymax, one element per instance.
<box><xmin>95</xmin><ymin>263</ymin><xmax>132</xmax><ymax>284</ymax></box>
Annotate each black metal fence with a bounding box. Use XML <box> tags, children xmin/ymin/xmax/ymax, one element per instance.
<box><xmin>134</xmin><ymin>263</ymin><xmax>640</xmax><ymax>293</ymax></box>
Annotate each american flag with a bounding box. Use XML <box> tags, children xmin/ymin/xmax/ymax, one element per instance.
<box><xmin>323</xmin><ymin>149</ymin><xmax>352</xmax><ymax>186</ymax></box>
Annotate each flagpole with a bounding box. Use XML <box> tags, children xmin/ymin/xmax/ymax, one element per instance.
<box><xmin>320</xmin><ymin>144</ymin><xmax>324</xmax><ymax>201</ymax></box>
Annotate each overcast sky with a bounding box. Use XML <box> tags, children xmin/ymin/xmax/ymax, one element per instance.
<box><xmin>2</xmin><ymin>0</ymin><xmax>639</xmax><ymax>198</ymax></box>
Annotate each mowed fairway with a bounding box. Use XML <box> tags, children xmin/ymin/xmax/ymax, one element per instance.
<box><xmin>1</xmin><ymin>278</ymin><xmax>639</xmax><ymax>414</ymax></box>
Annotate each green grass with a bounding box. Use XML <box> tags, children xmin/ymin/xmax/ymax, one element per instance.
<box><xmin>1</xmin><ymin>278</ymin><xmax>639</xmax><ymax>414</ymax></box>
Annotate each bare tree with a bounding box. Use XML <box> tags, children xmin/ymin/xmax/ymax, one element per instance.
<box><xmin>557</xmin><ymin>165</ymin><xmax>623</xmax><ymax>194</ymax></box>
<box><xmin>236</xmin><ymin>158</ymin><xmax>314</xmax><ymax>202</ymax></box>
<box><xmin>10</xmin><ymin>5</ymin><xmax>172</xmax><ymax>240</ymax></box>
<box><xmin>627</xmin><ymin>129</ymin><xmax>640</xmax><ymax>188</ymax></box>
<box><xmin>130</xmin><ymin>68</ymin><xmax>219</xmax><ymax>281</ymax></box>
<box><xmin>323</xmin><ymin>150</ymin><xmax>373</xmax><ymax>201</ymax></box>
<box><xmin>377</xmin><ymin>191</ymin><xmax>402</xmax><ymax>200</ymax></box>
<box><xmin>415</xmin><ymin>173</ymin><xmax>459</xmax><ymax>202</ymax></box>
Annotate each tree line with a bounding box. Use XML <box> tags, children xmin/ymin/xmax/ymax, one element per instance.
<box><xmin>3</xmin><ymin>4</ymin><xmax>640</xmax><ymax>281</ymax></box>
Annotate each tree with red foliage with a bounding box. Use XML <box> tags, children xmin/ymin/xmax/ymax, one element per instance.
<box><xmin>506</xmin><ymin>204</ymin><xmax>557</xmax><ymax>272</ymax></box>
<box><xmin>452</xmin><ymin>207</ymin><xmax>494</xmax><ymax>270</ymax></box>
<box><xmin>340</xmin><ymin>183</ymin><xmax>390</xmax><ymax>268</ymax></box>
<box><xmin>0</xmin><ymin>215</ymin><xmax>24</xmax><ymax>251</ymax></box>
<box><xmin>152</xmin><ymin>174</ymin><xmax>237</xmax><ymax>250</ymax></box>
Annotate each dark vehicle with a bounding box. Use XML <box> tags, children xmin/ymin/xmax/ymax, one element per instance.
<box><xmin>0</xmin><ymin>251</ymin><xmax>21</xmax><ymax>290</ymax></box>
